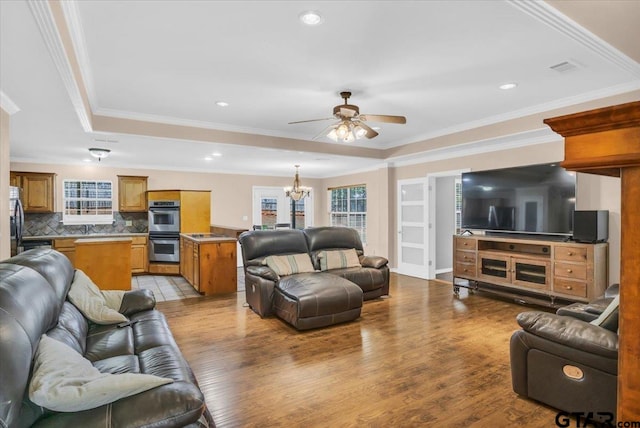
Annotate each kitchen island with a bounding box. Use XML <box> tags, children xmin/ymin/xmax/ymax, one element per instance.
<box><xmin>74</xmin><ymin>237</ymin><xmax>133</xmax><ymax>290</ymax></box>
<box><xmin>180</xmin><ymin>233</ymin><xmax>237</xmax><ymax>295</ymax></box>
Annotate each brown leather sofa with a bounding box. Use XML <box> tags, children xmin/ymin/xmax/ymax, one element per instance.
<box><xmin>239</xmin><ymin>227</ymin><xmax>389</xmax><ymax>329</ymax></box>
<box><xmin>510</xmin><ymin>284</ymin><xmax>619</xmax><ymax>422</ymax></box>
<box><xmin>0</xmin><ymin>249</ymin><xmax>214</xmax><ymax>428</ymax></box>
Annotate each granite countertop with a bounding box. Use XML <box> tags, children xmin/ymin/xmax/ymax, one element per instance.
<box><xmin>23</xmin><ymin>233</ymin><xmax>148</xmax><ymax>241</ymax></box>
<box><xmin>180</xmin><ymin>233</ymin><xmax>237</xmax><ymax>243</ymax></box>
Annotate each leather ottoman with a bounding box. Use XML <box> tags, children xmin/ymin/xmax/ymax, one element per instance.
<box><xmin>273</xmin><ymin>273</ymin><xmax>363</xmax><ymax>330</ymax></box>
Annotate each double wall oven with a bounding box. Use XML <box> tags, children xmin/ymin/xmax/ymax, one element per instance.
<box><xmin>148</xmin><ymin>200</ymin><xmax>180</xmax><ymax>263</ymax></box>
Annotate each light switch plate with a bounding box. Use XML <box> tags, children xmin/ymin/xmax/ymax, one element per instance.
<box><xmin>125</xmin><ymin>220</ymin><xmax>132</xmax><ymax>226</ymax></box>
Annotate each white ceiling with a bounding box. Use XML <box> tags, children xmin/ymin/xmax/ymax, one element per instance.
<box><xmin>1</xmin><ymin>1</ymin><xmax>639</xmax><ymax>178</ymax></box>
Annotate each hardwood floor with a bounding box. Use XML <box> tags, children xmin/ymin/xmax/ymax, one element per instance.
<box><xmin>157</xmin><ymin>273</ymin><xmax>559</xmax><ymax>427</ymax></box>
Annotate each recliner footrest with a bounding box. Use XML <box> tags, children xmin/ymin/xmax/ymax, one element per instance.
<box><xmin>274</xmin><ymin>273</ymin><xmax>363</xmax><ymax>330</ymax></box>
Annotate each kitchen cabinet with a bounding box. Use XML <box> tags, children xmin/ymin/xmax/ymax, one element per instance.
<box><xmin>147</xmin><ymin>190</ymin><xmax>211</xmax><ymax>233</ymax></box>
<box><xmin>53</xmin><ymin>238</ymin><xmax>76</xmax><ymax>266</ymax></box>
<box><xmin>180</xmin><ymin>235</ymin><xmax>237</xmax><ymax>295</ymax></box>
<box><xmin>131</xmin><ymin>236</ymin><xmax>148</xmax><ymax>274</ymax></box>
<box><xmin>54</xmin><ymin>235</ymin><xmax>147</xmax><ymax>274</ymax></box>
<box><xmin>118</xmin><ymin>175</ymin><xmax>148</xmax><ymax>212</ymax></box>
<box><xmin>74</xmin><ymin>237</ymin><xmax>132</xmax><ymax>290</ymax></box>
<box><xmin>10</xmin><ymin>171</ymin><xmax>55</xmax><ymax>213</ymax></box>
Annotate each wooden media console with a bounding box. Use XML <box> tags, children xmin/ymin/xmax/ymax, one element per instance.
<box><xmin>453</xmin><ymin>234</ymin><xmax>608</xmax><ymax>307</ymax></box>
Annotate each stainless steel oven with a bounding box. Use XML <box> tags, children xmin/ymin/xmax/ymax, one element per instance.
<box><xmin>148</xmin><ymin>234</ymin><xmax>180</xmax><ymax>263</ymax></box>
<box><xmin>148</xmin><ymin>200</ymin><xmax>180</xmax><ymax>233</ymax></box>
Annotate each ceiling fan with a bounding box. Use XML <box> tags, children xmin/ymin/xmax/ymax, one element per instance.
<box><xmin>288</xmin><ymin>91</ymin><xmax>406</xmax><ymax>143</ymax></box>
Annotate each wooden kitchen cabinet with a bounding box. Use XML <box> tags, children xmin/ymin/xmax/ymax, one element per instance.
<box><xmin>53</xmin><ymin>238</ymin><xmax>76</xmax><ymax>266</ymax></box>
<box><xmin>10</xmin><ymin>171</ymin><xmax>55</xmax><ymax>213</ymax></box>
<box><xmin>55</xmin><ymin>235</ymin><xmax>147</xmax><ymax>274</ymax></box>
<box><xmin>130</xmin><ymin>236</ymin><xmax>148</xmax><ymax>274</ymax></box>
<box><xmin>180</xmin><ymin>235</ymin><xmax>237</xmax><ymax>295</ymax></box>
<box><xmin>74</xmin><ymin>237</ymin><xmax>132</xmax><ymax>290</ymax></box>
<box><xmin>118</xmin><ymin>175</ymin><xmax>148</xmax><ymax>212</ymax></box>
<box><xmin>181</xmin><ymin>238</ymin><xmax>195</xmax><ymax>285</ymax></box>
<box><xmin>147</xmin><ymin>190</ymin><xmax>211</xmax><ymax>233</ymax></box>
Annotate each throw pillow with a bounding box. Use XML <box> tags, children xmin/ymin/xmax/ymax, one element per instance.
<box><xmin>67</xmin><ymin>269</ymin><xmax>127</xmax><ymax>324</ymax></box>
<box><xmin>590</xmin><ymin>294</ymin><xmax>620</xmax><ymax>332</ymax></box>
<box><xmin>29</xmin><ymin>335</ymin><xmax>173</xmax><ymax>412</ymax></box>
<box><xmin>264</xmin><ymin>254</ymin><xmax>315</xmax><ymax>276</ymax></box>
<box><xmin>318</xmin><ymin>249</ymin><xmax>361</xmax><ymax>271</ymax></box>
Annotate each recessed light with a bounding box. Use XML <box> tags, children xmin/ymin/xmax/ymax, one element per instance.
<box><xmin>299</xmin><ymin>11</ymin><xmax>323</xmax><ymax>26</ymax></box>
<box><xmin>499</xmin><ymin>82</ymin><xmax>518</xmax><ymax>90</ymax></box>
<box><xmin>215</xmin><ymin>101</ymin><xmax>229</xmax><ymax>107</ymax></box>
<box><xmin>204</xmin><ymin>157</ymin><xmax>213</xmax><ymax>161</ymax></box>
<box><xmin>212</xmin><ymin>152</ymin><xmax>222</xmax><ymax>157</ymax></box>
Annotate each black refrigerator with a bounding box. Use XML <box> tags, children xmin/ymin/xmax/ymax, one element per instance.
<box><xmin>10</xmin><ymin>186</ymin><xmax>24</xmax><ymax>256</ymax></box>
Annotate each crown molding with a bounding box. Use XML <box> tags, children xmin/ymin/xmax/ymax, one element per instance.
<box><xmin>59</xmin><ymin>0</ymin><xmax>97</xmax><ymax>111</ymax></box>
<box><xmin>382</xmin><ymin>80</ymin><xmax>640</xmax><ymax>150</ymax></box>
<box><xmin>0</xmin><ymin>92</ymin><xmax>21</xmax><ymax>115</ymax></box>
<box><xmin>27</xmin><ymin>0</ymin><xmax>92</xmax><ymax>132</ymax></box>
<box><xmin>510</xmin><ymin>1</ymin><xmax>640</xmax><ymax>78</ymax></box>
<box><xmin>387</xmin><ymin>128</ymin><xmax>562</xmax><ymax>168</ymax></box>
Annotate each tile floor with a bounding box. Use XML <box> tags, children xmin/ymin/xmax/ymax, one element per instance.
<box><xmin>131</xmin><ymin>267</ymin><xmax>245</xmax><ymax>302</ymax></box>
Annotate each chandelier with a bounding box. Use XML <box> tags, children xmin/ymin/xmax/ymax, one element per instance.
<box><xmin>326</xmin><ymin>120</ymin><xmax>368</xmax><ymax>143</ymax></box>
<box><xmin>284</xmin><ymin>165</ymin><xmax>311</xmax><ymax>201</ymax></box>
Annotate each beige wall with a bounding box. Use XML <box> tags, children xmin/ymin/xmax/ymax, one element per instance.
<box><xmin>386</xmin><ymin>140</ymin><xmax>620</xmax><ymax>284</ymax></box>
<box><xmin>11</xmin><ymin>140</ymin><xmax>622</xmax><ymax>285</ymax></box>
<box><xmin>9</xmin><ymin>162</ymin><xmax>324</xmax><ymax>231</ymax></box>
<box><xmin>0</xmin><ymin>109</ymin><xmax>10</xmax><ymax>260</ymax></box>
<box><xmin>318</xmin><ymin>166</ymin><xmax>390</xmax><ymax>257</ymax></box>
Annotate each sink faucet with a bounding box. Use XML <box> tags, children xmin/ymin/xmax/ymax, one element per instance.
<box><xmin>83</xmin><ymin>224</ymin><xmax>93</xmax><ymax>234</ymax></box>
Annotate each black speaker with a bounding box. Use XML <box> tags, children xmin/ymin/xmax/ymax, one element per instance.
<box><xmin>573</xmin><ymin>210</ymin><xmax>608</xmax><ymax>243</ymax></box>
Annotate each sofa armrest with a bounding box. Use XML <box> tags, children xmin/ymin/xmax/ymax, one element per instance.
<box><xmin>119</xmin><ymin>289</ymin><xmax>156</xmax><ymax>317</ymax></box>
<box><xmin>359</xmin><ymin>255</ymin><xmax>388</xmax><ymax>269</ymax></box>
<box><xmin>31</xmin><ymin>382</ymin><xmax>207</xmax><ymax>428</ymax></box>
<box><xmin>516</xmin><ymin>311</ymin><xmax>618</xmax><ymax>358</ymax></box>
<box><xmin>246</xmin><ymin>265</ymin><xmax>279</xmax><ymax>281</ymax></box>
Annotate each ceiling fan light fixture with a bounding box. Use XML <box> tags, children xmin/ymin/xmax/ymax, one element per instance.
<box><xmin>88</xmin><ymin>148</ymin><xmax>110</xmax><ymax>161</ymax></box>
<box><xmin>299</xmin><ymin>11</ymin><xmax>323</xmax><ymax>26</ymax></box>
<box><xmin>354</xmin><ymin>125</ymin><xmax>367</xmax><ymax>138</ymax></box>
<box><xmin>326</xmin><ymin>128</ymin><xmax>338</xmax><ymax>141</ymax></box>
<box><xmin>336</xmin><ymin>122</ymin><xmax>350</xmax><ymax>139</ymax></box>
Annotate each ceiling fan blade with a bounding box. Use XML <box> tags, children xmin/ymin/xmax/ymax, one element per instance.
<box><xmin>288</xmin><ymin>117</ymin><xmax>335</xmax><ymax>125</ymax></box>
<box><xmin>356</xmin><ymin>122</ymin><xmax>379</xmax><ymax>139</ymax></box>
<box><xmin>312</xmin><ymin>123</ymin><xmax>338</xmax><ymax>140</ymax></box>
<box><xmin>360</xmin><ymin>114</ymin><xmax>406</xmax><ymax>124</ymax></box>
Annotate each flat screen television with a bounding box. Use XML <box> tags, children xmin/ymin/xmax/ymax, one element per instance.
<box><xmin>461</xmin><ymin>162</ymin><xmax>576</xmax><ymax>236</ymax></box>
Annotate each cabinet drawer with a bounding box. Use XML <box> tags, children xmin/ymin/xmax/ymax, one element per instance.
<box><xmin>455</xmin><ymin>262</ymin><xmax>476</xmax><ymax>278</ymax></box>
<box><xmin>53</xmin><ymin>238</ymin><xmax>77</xmax><ymax>249</ymax></box>
<box><xmin>131</xmin><ymin>236</ymin><xmax>147</xmax><ymax>245</ymax></box>
<box><xmin>554</xmin><ymin>262</ymin><xmax>587</xmax><ymax>280</ymax></box>
<box><xmin>555</xmin><ymin>246</ymin><xmax>587</xmax><ymax>262</ymax></box>
<box><xmin>554</xmin><ymin>278</ymin><xmax>588</xmax><ymax>298</ymax></box>
<box><xmin>455</xmin><ymin>251</ymin><xmax>476</xmax><ymax>264</ymax></box>
<box><xmin>456</xmin><ymin>237</ymin><xmax>476</xmax><ymax>250</ymax></box>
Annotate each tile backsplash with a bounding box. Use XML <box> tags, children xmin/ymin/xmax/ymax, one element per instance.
<box><xmin>24</xmin><ymin>212</ymin><xmax>148</xmax><ymax>236</ymax></box>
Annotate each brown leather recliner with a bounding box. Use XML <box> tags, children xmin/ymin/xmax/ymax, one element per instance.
<box><xmin>239</xmin><ymin>227</ymin><xmax>389</xmax><ymax>329</ymax></box>
<box><xmin>510</xmin><ymin>285</ymin><xmax>619</xmax><ymax>422</ymax></box>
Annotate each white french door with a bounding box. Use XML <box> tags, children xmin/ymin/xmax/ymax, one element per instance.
<box><xmin>252</xmin><ymin>187</ymin><xmax>289</xmax><ymax>228</ymax></box>
<box><xmin>252</xmin><ymin>186</ymin><xmax>314</xmax><ymax>229</ymax></box>
<box><xmin>397</xmin><ymin>178</ymin><xmax>429</xmax><ymax>279</ymax></box>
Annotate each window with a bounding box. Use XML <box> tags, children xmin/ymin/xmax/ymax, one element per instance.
<box><xmin>63</xmin><ymin>179</ymin><xmax>113</xmax><ymax>225</ymax></box>
<box><xmin>455</xmin><ymin>178</ymin><xmax>462</xmax><ymax>234</ymax></box>
<box><xmin>329</xmin><ymin>185</ymin><xmax>367</xmax><ymax>242</ymax></box>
